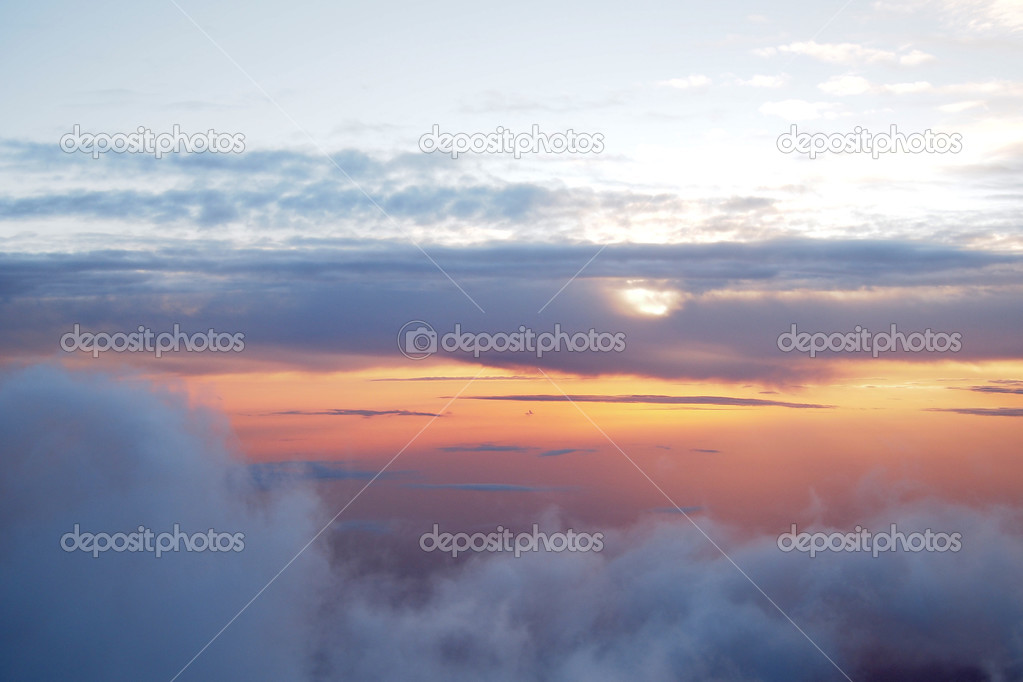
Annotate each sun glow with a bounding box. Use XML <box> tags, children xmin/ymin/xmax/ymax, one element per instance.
<box><xmin>620</xmin><ymin>287</ymin><xmax>682</xmax><ymax>316</ymax></box>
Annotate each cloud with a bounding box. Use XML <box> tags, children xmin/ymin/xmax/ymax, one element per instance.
<box><xmin>371</xmin><ymin>375</ymin><xmax>540</xmax><ymax>382</ymax></box>
<box><xmin>737</xmin><ymin>74</ymin><xmax>789</xmax><ymax>88</ymax></box>
<box><xmin>817</xmin><ymin>75</ymin><xmax>873</xmax><ymax>96</ymax></box>
<box><xmin>5</xmin><ymin>366</ymin><xmax>1023</xmax><ymax>680</ymax></box>
<box><xmin>438</xmin><ymin>444</ymin><xmax>532</xmax><ymax>453</ymax></box>
<box><xmin>465</xmin><ymin>395</ymin><xmax>833</xmax><ymax>409</ymax></box>
<box><xmin>459</xmin><ymin>91</ymin><xmax>625</xmax><ymax>114</ymax></box>
<box><xmin>649</xmin><ymin>506</ymin><xmax>704</xmax><ymax>514</ymax></box>
<box><xmin>815</xmin><ymin>76</ymin><xmax>1023</xmax><ymax>99</ymax></box>
<box><xmin>755</xmin><ymin>41</ymin><xmax>935</xmax><ymax>65</ymax></box>
<box><xmin>403</xmin><ymin>483</ymin><xmax>549</xmax><ymax>492</ymax></box>
<box><xmin>3</xmin><ymin>139</ymin><xmax>1022</xmax><ymax>250</ymax></box>
<box><xmin>899</xmin><ymin>49</ymin><xmax>936</xmax><ymax>65</ymax></box>
<box><xmin>248</xmin><ymin>461</ymin><xmax>412</xmax><ymax>486</ymax></box>
<box><xmin>883</xmin><ymin>80</ymin><xmax>935</xmax><ymax>94</ymax></box>
<box><xmin>271</xmin><ymin>408</ymin><xmax>443</xmax><ymax>417</ymax></box>
<box><xmin>537</xmin><ymin>448</ymin><xmax>598</xmax><ymax>458</ymax></box>
<box><xmin>939</xmin><ymin>100</ymin><xmax>987</xmax><ymax>113</ymax></box>
<box><xmin>0</xmin><ymin>141</ymin><xmax>583</xmax><ymax>237</ymax></box>
<box><xmin>0</xmin><ymin>365</ymin><xmax>330</xmax><ymax>680</ymax></box>
<box><xmin>659</xmin><ymin>75</ymin><xmax>712</xmax><ymax>89</ymax></box>
<box><xmin>1</xmin><ymin>239</ymin><xmax>1021</xmax><ymax>383</ymax></box>
<box><xmin>331</xmin><ymin>519</ymin><xmax>393</xmax><ymax>535</ymax></box>
<box><xmin>758</xmin><ymin>99</ymin><xmax>843</xmax><ymax>120</ymax></box>
<box><xmin>935</xmin><ymin>0</ymin><xmax>1023</xmax><ymax>33</ymax></box>
<box><xmin>691</xmin><ymin>448</ymin><xmax>721</xmax><ymax>453</ymax></box>
<box><xmin>0</xmin><ymin>181</ymin><xmax>560</xmax><ymax>229</ymax></box>
<box><xmin>955</xmin><ymin>385</ymin><xmax>1023</xmax><ymax>395</ymax></box>
<box><xmin>924</xmin><ymin>407</ymin><xmax>1023</xmax><ymax>417</ymax></box>
<box><xmin>315</xmin><ymin>502</ymin><xmax>1023</xmax><ymax>681</ymax></box>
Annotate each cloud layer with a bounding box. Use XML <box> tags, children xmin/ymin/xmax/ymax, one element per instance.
<box><xmin>3</xmin><ymin>367</ymin><xmax>1022</xmax><ymax>681</ymax></box>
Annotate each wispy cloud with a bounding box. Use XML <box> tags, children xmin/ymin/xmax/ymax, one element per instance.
<box><xmin>403</xmin><ymin>483</ymin><xmax>551</xmax><ymax>492</ymax></box>
<box><xmin>925</xmin><ymin>407</ymin><xmax>1023</xmax><ymax>417</ymax></box>
<box><xmin>754</xmin><ymin>41</ymin><xmax>935</xmax><ymax>65</ymax></box>
<box><xmin>465</xmin><ymin>395</ymin><xmax>833</xmax><ymax>409</ymax></box>
<box><xmin>737</xmin><ymin>74</ymin><xmax>789</xmax><ymax>88</ymax></box>
<box><xmin>649</xmin><ymin>506</ymin><xmax>705</xmax><ymax>514</ymax></box>
<box><xmin>953</xmin><ymin>385</ymin><xmax>1023</xmax><ymax>395</ymax></box>
<box><xmin>537</xmin><ymin>448</ymin><xmax>597</xmax><ymax>458</ymax></box>
<box><xmin>658</xmin><ymin>74</ymin><xmax>712</xmax><ymax>89</ymax></box>
<box><xmin>438</xmin><ymin>444</ymin><xmax>533</xmax><ymax>453</ymax></box>
<box><xmin>758</xmin><ymin>99</ymin><xmax>843</xmax><ymax>120</ymax></box>
<box><xmin>371</xmin><ymin>375</ymin><xmax>540</xmax><ymax>382</ymax></box>
<box><xmin>270</xmin><ymin>409</ymin><xmax>443</xmax><ymax>418</ymax></box>
<box><xmin>248</xmin><ymin>461</ymin><xmax>414</xmax><ymax>486</ymax></box>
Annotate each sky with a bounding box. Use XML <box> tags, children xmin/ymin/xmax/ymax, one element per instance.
<box><xmin>1</xmin><ymin>1</ymin><xmax>1023</xmax><ymax>680</ymax></box>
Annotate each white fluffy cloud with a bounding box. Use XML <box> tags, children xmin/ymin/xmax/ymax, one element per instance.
<box><xmin>0</xmin><ymin>366</ymin><xmax>330</xmax><ymax>681</ymax></box>
<box><xmin>758</xmin><ymin>99</ymin><xmax>844</xmax><ymax>120</ymax></box>
<box><xmin>659</xmin><ymin>75</ymin><xmax>713</xmax><ymax>89</ymax></box>
<box><xmin>755</xmin><ymin>41</ymin><xmax>935</xmax><ymax>65</ymax></box>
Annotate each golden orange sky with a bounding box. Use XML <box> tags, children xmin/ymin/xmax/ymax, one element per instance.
<box><xmin>149</xmin><ymin>357</ymin><xmax>1023</xmax><ymax>531</ymax></box>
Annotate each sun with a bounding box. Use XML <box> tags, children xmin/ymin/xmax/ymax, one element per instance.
<box><xmin>620</xmin><ymin>286</ymin><xmax>682</xmax><ymax>316</ymax></box>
